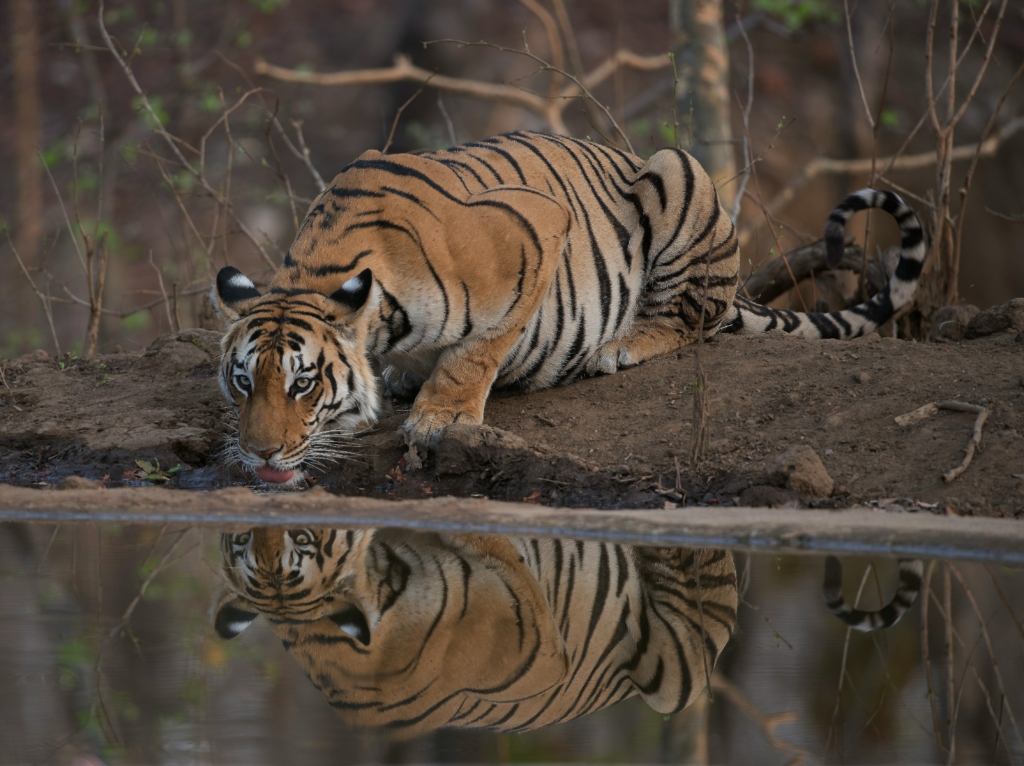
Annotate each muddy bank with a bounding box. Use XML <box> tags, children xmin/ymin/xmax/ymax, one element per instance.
<box><xmin>1</xmin><ymin>325</ymin><xmax>1022</xmax><ymax>516</ymax></box>
<box><xmin>2</xmin><ymin>484</ymin><xmax>1023</xmax><ymax>564</ymax></box>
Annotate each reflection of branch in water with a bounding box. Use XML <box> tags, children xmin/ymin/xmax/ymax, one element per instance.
<box><xmin>947</xmin><ymin>563</ymin><xmax>1024</xmax><ymax>753</ymax></box>
<box><xmin>692</xmin><ymin>553</ymin><xmax>713</xmax><ymax>702</ymax></box>
<box><xmin>825</xmin><ymin>562</ymin><xmax>873</xmax><ymax>757</ymax></box>
<box><xmin>861</xmin><ymin>631</ymin><xmax>934</xmax><ymax>744</ymax></box>
<box><xmin>920</xmin><ymin>561</ymin><xmax>947</xmax><ymax>759</ymax></box>
<box><xmin>711</xmin><ymin>676</ymin><xmax>811</xmax><ymax>765</ymax></box>
<box><xmin>741</xmin><ymin>597</ymin><xmax>793</xmax><ymax>650</ymax></box>
<box><xmin>922</xmin><ymin>567</ymin><xmax>1022</xmax><ymax>763</ymax></box>
<box><xmin>92</xmin><ymin>526</ymin><xmax>196</xmax><ymax>746</ymax></box>
<box><xmin>36</xmin><ymin>523</ymin><xmax>61</xmax><ymax>576</ymax></box>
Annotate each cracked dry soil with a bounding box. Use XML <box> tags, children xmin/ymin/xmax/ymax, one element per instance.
<box><xmin>1</xmin><ymin>326</ymin><xmax>1022</xmax><ymax>517</ymax></box>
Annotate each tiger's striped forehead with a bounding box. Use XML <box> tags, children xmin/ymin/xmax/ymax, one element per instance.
<box><xmin>227</xmin><ymin>293</ymin><xmax>339</xmax><ymax>355</ymax></box>
<box><xmin>222</xmin><ymin>293</ymin><xmax>354</xmax><ymax>390</ymax></box>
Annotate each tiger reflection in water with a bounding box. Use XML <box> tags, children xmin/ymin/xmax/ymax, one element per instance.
<box><xmin>214</xmin><ymin>527</ymin><xmax>737</xmax><ymax>735</ymax></box>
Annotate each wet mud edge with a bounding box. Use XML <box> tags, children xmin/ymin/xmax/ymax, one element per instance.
<box><xmin>1</xmin><ymin>327</ymin><xmax>1023</xmax><ymax>519</ymax></box>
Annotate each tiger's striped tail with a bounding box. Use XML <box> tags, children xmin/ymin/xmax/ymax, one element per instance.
<box><xmin>823</xmin><ymin>556</ymin><xmax>924</xmax><ymax>632</ymax></box>
<box><xmin>721</xmin><ymin>189</ymin><xmax>926</xmax><ymax>339</ymax></box>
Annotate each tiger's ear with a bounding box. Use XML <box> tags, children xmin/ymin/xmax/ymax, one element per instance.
<box><xmin>213</xmin><ymin>593</ymin><xmax>260</xmax><ymax>639</ymax></box>
<box><xmin>326</xmin><ymin>269</ymin><xmax>373</xmax><ymax>320</ymax></box>
<box><xmin>214</xmin><ymin>267</ymin><xmax>263</xmax><ymax>322</ymax></box>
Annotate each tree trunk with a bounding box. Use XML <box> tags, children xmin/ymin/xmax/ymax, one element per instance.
<box><xmin>670</xmin><ymin>0</ymin><xmax>736</xmax><ymax>210</ymax></box>
<box><xmin>12</xmin><ymin>0</ymin><xmax>43</xmax><ymax>266</ymax></box>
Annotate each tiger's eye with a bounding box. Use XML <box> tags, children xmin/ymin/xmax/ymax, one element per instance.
<box><xmin>235</xmin><ymin>532</ymin><xmax>251</xmax><ymax>545</ymax></box>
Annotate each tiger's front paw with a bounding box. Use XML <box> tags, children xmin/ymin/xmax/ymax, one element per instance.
<box><xmin>401</xmin><ymin>404</ymin><xmax>482</xmax><ymax>448</ymax></box>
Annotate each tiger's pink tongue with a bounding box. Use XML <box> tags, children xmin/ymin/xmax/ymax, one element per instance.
<box><xmin>256</xmin><ymin>466</ymin><xmax>295</xmax><ymax>484</ymax></box>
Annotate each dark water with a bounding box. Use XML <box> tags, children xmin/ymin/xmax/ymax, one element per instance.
<box><xmin>1</xmin><ymin>521</ymin><xmax>1021</xmax><ymax>765</ymax></box>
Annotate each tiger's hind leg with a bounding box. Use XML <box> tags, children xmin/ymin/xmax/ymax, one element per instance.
<box><xmin>592</xmin><ymin>145</ymin><xmax>740</xmax><ymax>373</ymax></box>
<box><xmin>585</xmin><ymin>316</ymin><xmax>694</xmax><ymax>375</ymax></box>
<box><xmin>382</xmin><ymin>365</ymin><xmax>425</xmax><ymax>400</ymax></box>
<box><xmin>588</xmin><ymin>269</ymin><xmax>739</xmax><ymax>376</ymax></box>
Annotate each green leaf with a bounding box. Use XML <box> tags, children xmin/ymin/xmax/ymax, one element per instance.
<box><xmin>130</xmin><ymin>95</ymin><xmax>168</xmax><ymax>130</ymax></box>
<box><xmin>122</xmin><ymin>311</ymin><xmax>151</xmax><ymax>330</ymax></box>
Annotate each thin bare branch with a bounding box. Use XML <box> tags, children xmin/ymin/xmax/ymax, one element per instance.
<box><xmin>255</xmin><ymin>52</ymin><xmax>548</xmax><ymax>115</ymax></box>
<box><xmin>550</xmin><ymin>0</ymin><xmax>584</xmax><ymax>83</ymax></box>
<box><xmin>843</xmin><ymin>0</ymin><xmax>876</xmax><ymax>130</ymax></box>
<box><xmin>437</xmin><ymin>95</ymin><xmax>457</xmax><ymax>145</ymax></box>
<box><xmin>740</xmin><ymin>117</ymin><xmax>1024</xmax><ymax>248</ymax></box>
<box><xmin>920</xmin><ymin>561</ymin><xmax>948</xmax><ymax>759</ymax></box>
<box><xmin>3</xmin><ymin>224</ymin><xmax>61</xmax><ymax>354</ymax></box>
<box><xmin>92</xmin><ymin>527</ymin><xmax>195</xmax><ymax>745</ymax></box>
<box><xmin>256</xmin><ymin>46</ymin><xmax>668</xmax><ymax>150</ymax></box>
<box><xmin>148</xmin><ymin>249</ymin><xmax>174</xmax><ymax>332</ymax></box>
<box><xmin>940</xmin><ymin>402</ymin><xmax>990</xmax><ymax>484</ymax></box>
<box><xmin>711</xmin><ymin>676</ymin><xmax>811</xmax><ymax>764</ymax></box>
<box><xmin>731</xmin><ymin>13</ymin><xmax>755</xmax><ymax>224</ymax></box>
<box><xmin>519</xmin><ymin>0</ymin><xmax>566</xmax><ymax>96</ymax></box>
<box><xmin>827</xmin><ymin>563</ymin><xmax>874</xmax><ymax>757</ymax></box>
<box><xmin>986</xmin><ymin>207</ymin><xmax>1024</xmax><ymax>223</ymax></box>
<box><xmin>947</xmin><ymin>563</ymin><xmax>1024</xmax><ymax>751</ymax></box>
<box><xmin>946</xmin><ymin>0</ymin><xmax>1010</xmax><ymax>130</ymax></box>
<box><xmin>83</xmin><ymin>232</ymin><xmax>109</xmax><ymax>358</ymax></box>
<box><xmin>98</xmin><ymin>3</ymin><xmax>277</xmax><ymax>269</ymax></box>
<box><xmin>288</xmin><ymin>119</ymin><xmax>327</xmax><ymax>193</ymax></box>
<box><xmin>383</xmin><ymin>75</ymin><xmax>435</xmax><ymax>154</ymax></box>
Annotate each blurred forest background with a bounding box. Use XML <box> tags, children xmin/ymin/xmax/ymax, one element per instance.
<box><xmin>2</xmin><ymin>0</ymin><xmax>1023</xmax><ymax>358</ymax></box>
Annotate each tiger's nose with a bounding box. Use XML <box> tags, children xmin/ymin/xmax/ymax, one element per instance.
<box><xmin>253</xmin><ymin>447</ymin><xmax>280</xmax><ymax>460</ymax></box>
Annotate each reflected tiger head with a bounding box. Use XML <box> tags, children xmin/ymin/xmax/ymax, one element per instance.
<box><xmin>214</xmin><ymin>527</ymin><xmax>569</xmax><ymax>732</ymax></box>
<box><xmin>213</xmin><ymin>268</ymin><xmax>380</xmax><ymax>487</ymax></box>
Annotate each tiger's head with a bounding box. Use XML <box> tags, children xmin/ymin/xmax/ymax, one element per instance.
<box><xmin>213</xmin><ymin>267</ymin><xmax>380</xmax><ymax>485</ymax></box>
<box><xmin>215</xmin><ymin>527</ymin><xmax>363</xmax><ymax>631</ymax></box>
<box><xmin>214</xmin><ymin>527</ymin><xmax>568</xmax><ymax>734</ymax></box>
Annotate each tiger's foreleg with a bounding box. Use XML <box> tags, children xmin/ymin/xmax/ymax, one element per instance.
<box><xmin>401</xmin><ymin>332</ymin><xmax>523</xmax><ymax>447</ymax></box>
<box><xmin>399</xmin><ymin>185</ymin><xmax>568</xmax><ymax>447</ymax></box>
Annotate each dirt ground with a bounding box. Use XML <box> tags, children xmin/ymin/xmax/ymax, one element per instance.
<box><xmin>1</xmin><ymin>324</ymin><xmax>1022</xmax><ymax>517</ymax></box>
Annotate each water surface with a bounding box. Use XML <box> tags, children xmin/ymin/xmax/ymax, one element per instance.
<box><xmin>1</xmin><ymin>520</ymin><xmax>1021</xmax><ymax>765</ymax></box>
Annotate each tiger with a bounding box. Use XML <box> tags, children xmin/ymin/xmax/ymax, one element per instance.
<box><xmin>214</xmin><ymin>527</ymin><xmax>737</xmax><ymax>735</ymax></box>
<box><xmin>213</xmin><ymin>130</ymin><xmax>926</xmax><ymax>484</ymax></box>
<box><xmin>823</xmin><ymin>555</ymin><xmax>924</xmax><ymax>631</ymax></box>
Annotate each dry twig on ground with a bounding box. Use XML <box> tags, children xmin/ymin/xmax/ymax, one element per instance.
<box><xmin>894</xmin><ymin>401</ymin><xmax>990</xmax><ymax>482</ymax></box>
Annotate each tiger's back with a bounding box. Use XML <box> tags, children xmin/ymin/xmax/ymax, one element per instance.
<box><xmin>276</xmin><ymin>131</ymin><xmax>738</xmax><ymax>391</ymax></box>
